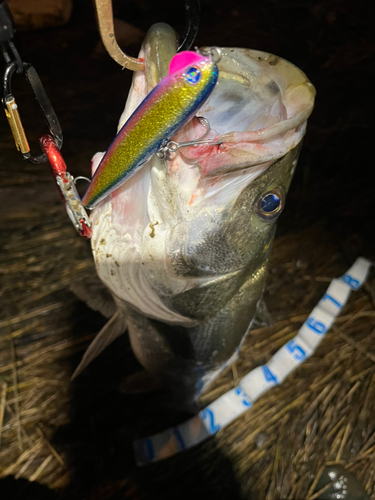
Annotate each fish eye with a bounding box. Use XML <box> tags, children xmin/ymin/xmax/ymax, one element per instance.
<box><xmin>255</xmin><ymin>187</ymin><xmax>284</xmax><ymax>221</ymax></box>
<box><xmin>185</xmin><ymin>67</ymin><xmax>201</xmax><ymax>85</ymax></box>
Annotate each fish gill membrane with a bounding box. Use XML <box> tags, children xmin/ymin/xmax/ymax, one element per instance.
<box><xmin>73</xmin><ymin>23</ymin><xmax>315</xmax><ymax>410</ymax></box>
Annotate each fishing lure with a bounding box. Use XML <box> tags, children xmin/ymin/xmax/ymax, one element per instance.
<box><xmin>82</xmin><ymin>50</ymin><xmax>219</xmax><ymax>209</ymax></box>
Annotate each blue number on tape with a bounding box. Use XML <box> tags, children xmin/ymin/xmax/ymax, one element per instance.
<box><xmin>322</xmin><ymin>293</ymin><xmax>342</xmax><ymax>309</ymax></box>
<box><xmin>262</xmin><ymin>365</ymin><xmax>278</xmax><ymax>384</ymax></box>
<box><xmin>306</xmin><ymin>317</ymin><xmax>327</xmax><ymax>335</ymax></box>
<box><xmin>234</xmin><ymin>386</ymin><xmax>252</xmax><ymax>407</ymax></box>
<box><xmin>341</xmin><ymin>274</ymin><xmax>360</xmax><ymax>290</ymax></box>
<box><xmin>201</xmin><ymin>408</ymin><xmax>221</xmax><ymax>434</ymax></box>
<box><xmin>286</xmin><ymin>339</ymin><xmax>306</xmax><ymax>361</ymax></box>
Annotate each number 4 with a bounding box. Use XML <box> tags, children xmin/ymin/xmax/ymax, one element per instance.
<box><xmin>262</xmin><ymin>365</ymin><xmax>278</xmax><ymax>384</ymax></box>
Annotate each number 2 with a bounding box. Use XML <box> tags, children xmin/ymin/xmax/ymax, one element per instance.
<box><xmin>201</xmin><ymin>408</ymin><xmax>221</xmax><ymax>434</ymax></box>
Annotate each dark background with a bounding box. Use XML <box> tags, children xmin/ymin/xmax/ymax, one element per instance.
<box><xmin>0</xmin><ymin>0</ymin><xmax>374</xmax><ymax>498</ymax></box>
<box><xmin>1</xmin><ymin>0</ymin><xmax>374</xmax><ymax>265</ymax></box>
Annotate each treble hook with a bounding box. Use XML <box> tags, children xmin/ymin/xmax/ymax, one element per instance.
<box><xmin>93</xmin><ymin>0</ymin><xmax>200</xmax><ymax>71</ymax></box>
<box><xmin>156</xmin><ymin>117</ymin><xmax>222</xmax><ymax>159</ymax></box>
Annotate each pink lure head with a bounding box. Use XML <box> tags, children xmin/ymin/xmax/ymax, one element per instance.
<box><xmin>168</xmin><ymin>51</ymin><xmax>207</xmax><ymax>75</ymax></box>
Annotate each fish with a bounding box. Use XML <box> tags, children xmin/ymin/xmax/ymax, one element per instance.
<box><xmin>82</xmin><ymin>49</ymin><xmax>219</xmax><ymax>208</ymax></box>
<box><xmin>72</xmin><ymin>22</ymin><xmax>315</xmax><ymax>411</ymax></box>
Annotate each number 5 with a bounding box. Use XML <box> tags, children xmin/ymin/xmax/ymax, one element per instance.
<box><xmin>286</xmin><ymin>340</ymin><xmax>306</xmax><ymax>361</ymax></box>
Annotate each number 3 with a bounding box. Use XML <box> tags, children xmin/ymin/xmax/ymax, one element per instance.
<box><xmin>235</xmin><ymin>387</ymin><xmax>252</xmax><ymax>407</ymax></box>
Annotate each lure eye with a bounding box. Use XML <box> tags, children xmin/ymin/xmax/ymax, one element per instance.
<box><xmin>185</xmin><ymin>67</ymin><xmax>201</xmax><ymax>85</ymax></box>
<box><xmin>255</xmin><ymin>187</ymin><xmax>285</xmax><ymax>221</ymax></box>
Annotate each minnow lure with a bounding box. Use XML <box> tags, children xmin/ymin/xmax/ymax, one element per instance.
<box><xmin>82</xmin><ymin>50</ymin><xmax>219</xmax><ymax>209</ymax></box>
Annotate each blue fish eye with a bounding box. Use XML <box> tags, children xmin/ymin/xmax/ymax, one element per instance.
<box><xmin>256</xmin><ymin>188</ymin><xmax>284</xmax><ymax>221</ymax></box>
<box><xmin>185</xmin><ymin>67</ymin><xmax>201</xmax><ymax>85</ymax></box>
<box><xmin>261</xmin><ymin>193</ymin><xmax>280</xmax><ymax>213</ymax></box>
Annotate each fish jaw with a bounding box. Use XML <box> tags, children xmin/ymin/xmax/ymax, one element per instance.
<box><xmin>82</xmin><ymin>55</ymin><xmax>218</xmax><ymax>209</ymax></box>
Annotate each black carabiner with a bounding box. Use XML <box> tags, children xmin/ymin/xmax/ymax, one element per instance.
<box><xmin>0</xmin><ymin>2</ymin><xmax>22</xmax><ymax>72</ymax></box>
<box><xmin>178</xmin><ymin>0</ymin><xmax>200</xmax><ymax>52</ymax></box>
<box><xmin>1</xmin><ymin>1</ymin><xmax>62</xmax><ymax>163</ymax></box>
<box><xmin>3</xmin><ymin>60</ymin><xmax>63</xmax><ymax>163</ymax></box>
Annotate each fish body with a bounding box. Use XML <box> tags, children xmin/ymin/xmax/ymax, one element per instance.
<box><xmin>82</xmin><ymin>50</ymin><xmax>218</xmax><ymax>208</ymax></box>
<box><xmin>74</xmin><ymin>23</ymin><xmax>315</xmax><ymax>410</ymax></box>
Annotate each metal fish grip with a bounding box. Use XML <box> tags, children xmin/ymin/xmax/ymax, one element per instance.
<box><xmin>40</xmin><ymin>135</ymin><xmax>92</xmax><ymax>239</ymax></box>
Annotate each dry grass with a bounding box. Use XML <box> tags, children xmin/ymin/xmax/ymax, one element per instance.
<box><xmin>0</xmin><ymin>205</ymin><xmax>96</xmax><ymax>492</ymax></box>
<box><xmin>0</xmin><ymin>195</ymin><xmax>374</xmax><ymax>499</ymax></box>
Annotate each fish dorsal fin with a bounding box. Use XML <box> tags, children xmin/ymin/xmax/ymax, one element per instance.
<box><xmin>168</xmin><ymin>51</ymin><xmax>205</xmax><ymax>75</ymax></box>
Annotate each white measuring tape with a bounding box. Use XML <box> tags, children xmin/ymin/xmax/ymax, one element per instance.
<box><xmin>133</xmin><ymin>257</ymin><xmax>373</xmax><ymax>465</ymax></box>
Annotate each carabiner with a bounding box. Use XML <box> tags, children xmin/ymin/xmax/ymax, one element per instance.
<box><xmin>3</xmin><ymin>61</ymin><xmax>63</xmax><ymax>164</ymax></box>
<box><xmin>40</xmin><ymin>135</ymin><xmax>92</xmax><ymax>239</ymax></box>
<box><xmin>0</xmin><ymin>2</ymin><xmax>22</xmax><ymax>73</ymax></box>
<box><xmin>178</xmin><ymin>0</ymin><xmax>200</xmax><ymax>52</ymax></box>
<box><xmin>93</xmin><ymin>0</ymin><xmax>145</xmax><ymax>71</ymax></box>
<box><xmin>93</xmin><ymin>0</ymin><xmax>200</xmax><ymax>70</ymax></box>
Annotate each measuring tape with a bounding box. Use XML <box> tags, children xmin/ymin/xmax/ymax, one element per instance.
<box><xmin>133</xmin><ymin>257</ymin><xmax>373</xmax><ymax>465</ymax></box>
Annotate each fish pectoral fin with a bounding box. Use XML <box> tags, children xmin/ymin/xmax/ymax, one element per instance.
<box><xmin>70</xmin><ymin>276</ymin><xmax>117</xmax><ymax>319</ymax></box>
<box><xmin>119</xmin><ymin>370</ymin><xmax>163</xmax><ymax>394</ymax></box>
<box><xmin>71</xmin><ymin>311</ymin><xmax>126</xmax><ymax>380</ymax></box>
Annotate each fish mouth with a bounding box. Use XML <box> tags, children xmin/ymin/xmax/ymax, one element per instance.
<box><xmin>90</xmin><ymin>41</ymin><xmax>315</xmax><ymax>204</ymax></box>
<box><xmin>112</xmin><ymin>42</ymin><xmax>315</xmax><ymax>183</ymax></box>
<box><xmin>174</xmin><ymin>48</ymin><xmax>315</xmax><ymax>177</ymax></box>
